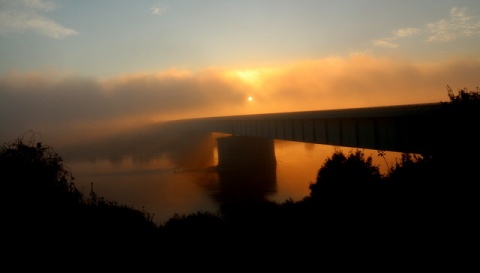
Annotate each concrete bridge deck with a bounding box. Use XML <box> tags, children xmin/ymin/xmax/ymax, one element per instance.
<box><xmin>167</xmin><ymin>101</ymin><xmax>478</xmax><ymax>159</ymax></box>
<box><xmin>177</xmin><ymin>103</ymin><xmax>446</xmax><ymax>155</ymax></box>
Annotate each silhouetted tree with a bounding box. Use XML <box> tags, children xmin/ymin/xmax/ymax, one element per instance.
<box><xmin>1</xmin><ymin>132</ymin><xmax>82</xmax><ymax>212</ymax></box>
<box><xmin>309</xmin><ymin>149</ymin><xmax>382</xmax><ymax>199</ymax></box>
<box><xmin>1</xmin><ymin>131</ymin><xmax>160</xmax><ymax>255</ymax></box>
<box><xmin>446</xmin><ymin>85</ymin><xmax>480</xmax><ymax>105</ymax></box>
<box><xmin>438</xmin><ymin>86</ymin><xmax>480</xmax><ymax>184</ymax></box>
<box><xmin>302</xmin><ymin>149</ymin><xmax>387</xmax><ymax>230</ymax></box>
<box><xmin>386</xmin><ymin>153</ymin><xmax>435</xmax><ymax>187</ymax></box>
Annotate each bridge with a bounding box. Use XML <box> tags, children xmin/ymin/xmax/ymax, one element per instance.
<box><xmin>169</xmin><ymin>102</ymin><xmax>477</xmax><ymax>171</ymax></box>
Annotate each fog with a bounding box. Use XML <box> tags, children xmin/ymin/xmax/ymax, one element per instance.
<box><xmin>1</xmin><ymin>55</ymin><xmax>479</xmax><ymax>148</ymax></box>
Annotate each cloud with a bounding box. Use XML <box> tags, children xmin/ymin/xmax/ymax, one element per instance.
<box><xmin>1</xmin><ymin>56</ymin><xmax>478</xmax><ymax>146</ymax></box>
<box><xmin>426</xmin><ymin>7</ymin><xmax>480</xmax><ymax>42</ymax></box>
<box><xmin>395</xmin><ymin>28</ymin><xmax>420</xmax><ymax>38</ymax></box>
<box><xmin>151</xmin><ymin>4</ymin><xmax>166</xmax><ymax>15</ymax></box>
<box><xmin>0</xmin><ymin>0</ymin><xmax>78</xmax><ymax>38</ymax></box>
<box><xmin>373</xmin><ymin>6</ymin><xmax>480</xmax><ymax>48</ymax></box>
<box><xmin>372</xmin><ymin>39</ymin><xmax>398</xmax><ymax>48</ymax></box>
<box><xmin>372</xmin><ymin>27</ymin><xmax>421</xmax><ymax>48</ymax></box>
<box><xmin>0</xmin><ymin>68</ymin><xmax>248</xmax><ymax>144</ymax></box>
<box><xmin>372</xmin><ymin>26</ymin><xmax>421</xmax><ymax>48</ymax></box>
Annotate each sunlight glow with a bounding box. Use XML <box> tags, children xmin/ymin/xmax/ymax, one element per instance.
<box><xmin>235</xmin><ymin>70</ymin><xmax>261</xmax><ymax>88</ymax></box>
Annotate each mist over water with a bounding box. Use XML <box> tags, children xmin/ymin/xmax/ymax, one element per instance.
<box><xmin>61</xmin><ymin>125</ymin><xmax>401</xmax><ymax>224</ymax></box>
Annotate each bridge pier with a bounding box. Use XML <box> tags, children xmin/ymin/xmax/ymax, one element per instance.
<box><xmin>216</xmin><ymin>135</ymin><xmax>276</xmax><ymax>172</ymax></box>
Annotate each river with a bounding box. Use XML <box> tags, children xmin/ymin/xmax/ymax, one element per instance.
<box><xmin>65</xmin><ymin>133</ymin><xmax>401</xmax><ymax>225</ymax></box>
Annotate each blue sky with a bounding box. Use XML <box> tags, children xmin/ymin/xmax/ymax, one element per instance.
<box><xmin>1</xmin><ymin>0</ymin><xmax>479</xmax><ymax>77</ymax></box>
<box><xmin>1</xmin><ymin>0</ymin><xmax>479</xmax><ymax>145</ymax></box>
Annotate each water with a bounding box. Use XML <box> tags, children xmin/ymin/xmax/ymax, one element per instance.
<box><xmin>66</xmin><ymin>135</ymin><xmax>401</xmax><ymax>225</ymax></box>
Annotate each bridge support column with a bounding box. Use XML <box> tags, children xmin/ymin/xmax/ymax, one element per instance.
<box><xmin>216</xmin><ymin>135</ymin><xmax>276</xmax><ymax>172</ymax></box>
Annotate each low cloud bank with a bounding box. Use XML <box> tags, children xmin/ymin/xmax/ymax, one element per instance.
<box><xmin>1</xmin><ymin>55</ymin><xmax>478</xmax><ymax>147</ymax></box>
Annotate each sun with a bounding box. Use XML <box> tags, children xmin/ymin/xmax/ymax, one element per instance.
<box><xmin>248</xmin><ymin>96</ymin><xmax>253</xmax><ymax>102</ymax></box>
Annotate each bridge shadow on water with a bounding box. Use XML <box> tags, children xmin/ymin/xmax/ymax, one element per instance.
<box><xmin>210</xmin><ymin>135</ymin><xmax>278</xmax><ymax>205</ymax></box>
<box><xmin>211</xmin><ymin>167</ymin><xmax>277</xmax><ymax>205</ymax></box>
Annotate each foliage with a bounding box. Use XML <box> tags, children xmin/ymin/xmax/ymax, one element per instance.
<box><xmin>439</xmin><ymin>85</ymin><xmax>480</xmax><ymax>178</ymax></box>
<box><xmin>446</xmin><ymin>85</ymin><xmax>480</xmax><ymax>105</ymax></box>
<box><xmin>308</xmin><ymin>149</ymin><xmax>382</xmax><ymax>199</ymax></box>
<box><xmin>161</xmin><ymin>211</ymin><xmax>226</xmax><ymax>235</ymax></box>
<box><xmin>0</xmin><ymin>131</ymin><xmax>82</xmax><ymax>208</ymax></box>
<box><xmin>1</xmin><ymin>131</ymin><xmax>159</xmax><ymax>248</ymax></box>
<box><xmin>386</xmin><ymin>153</ymin><xmax>435</xmax><ymax>183</ymax></box>
<box><xmin>442</xmin><ymin>85</ymin><xmax>480</xmax><ymax>122</ymax></box>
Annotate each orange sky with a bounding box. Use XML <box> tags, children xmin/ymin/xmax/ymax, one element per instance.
<box><xmin>1</xmin><ymin>54</ymin><xmax>478</xmax><ymax>146</ymax></box>
<box><xmin>1</xmin><ymin>1</ymin><xmax>479</xmax><ymax>147</ymax></box>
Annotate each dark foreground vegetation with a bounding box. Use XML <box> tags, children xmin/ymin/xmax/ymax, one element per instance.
<box><xmin>2</xmin><ymin>87</ymin><xmax>479</xmax><ymax>265</ymax></box>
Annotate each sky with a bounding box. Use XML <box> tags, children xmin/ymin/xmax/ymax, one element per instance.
<box><xmin>1</xmin><ymin>0</ymin><xmax>479</xmax><ymax>146</ymax></box>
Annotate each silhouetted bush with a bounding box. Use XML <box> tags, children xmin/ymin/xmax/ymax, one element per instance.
<box><xmin>308</xmin><ymin>149</ymin><xmax>382</xmax><ymax>202</ymax></box>
<box><xmin>445</xmin><ymin>85</ymin><xmax>480</xmax><ymax>106</ymax></box>
<box><xmin>1</xmin><ymin>132</ymin><xmax>159</xmax><ymax>253</ymax></box>
<box><xmin>1</xmin><ymin>133</ymin><xmax>81</xmax><ymax>206</ymax></box>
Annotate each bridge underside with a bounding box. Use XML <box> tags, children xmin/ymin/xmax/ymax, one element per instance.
<box><xmin>174</xmin><ymin>102</ymin><xmax>479</xmax><ymax>157</ymax></box>
<box><xmin>210</xmin><ymin>116</ymin><xmax>438</xmax><ymax>154</ymax></box>
<box><xmin>216</xmin><ymin>135</ymin><xmax>276</xmax><ymax>172</ymax></box>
